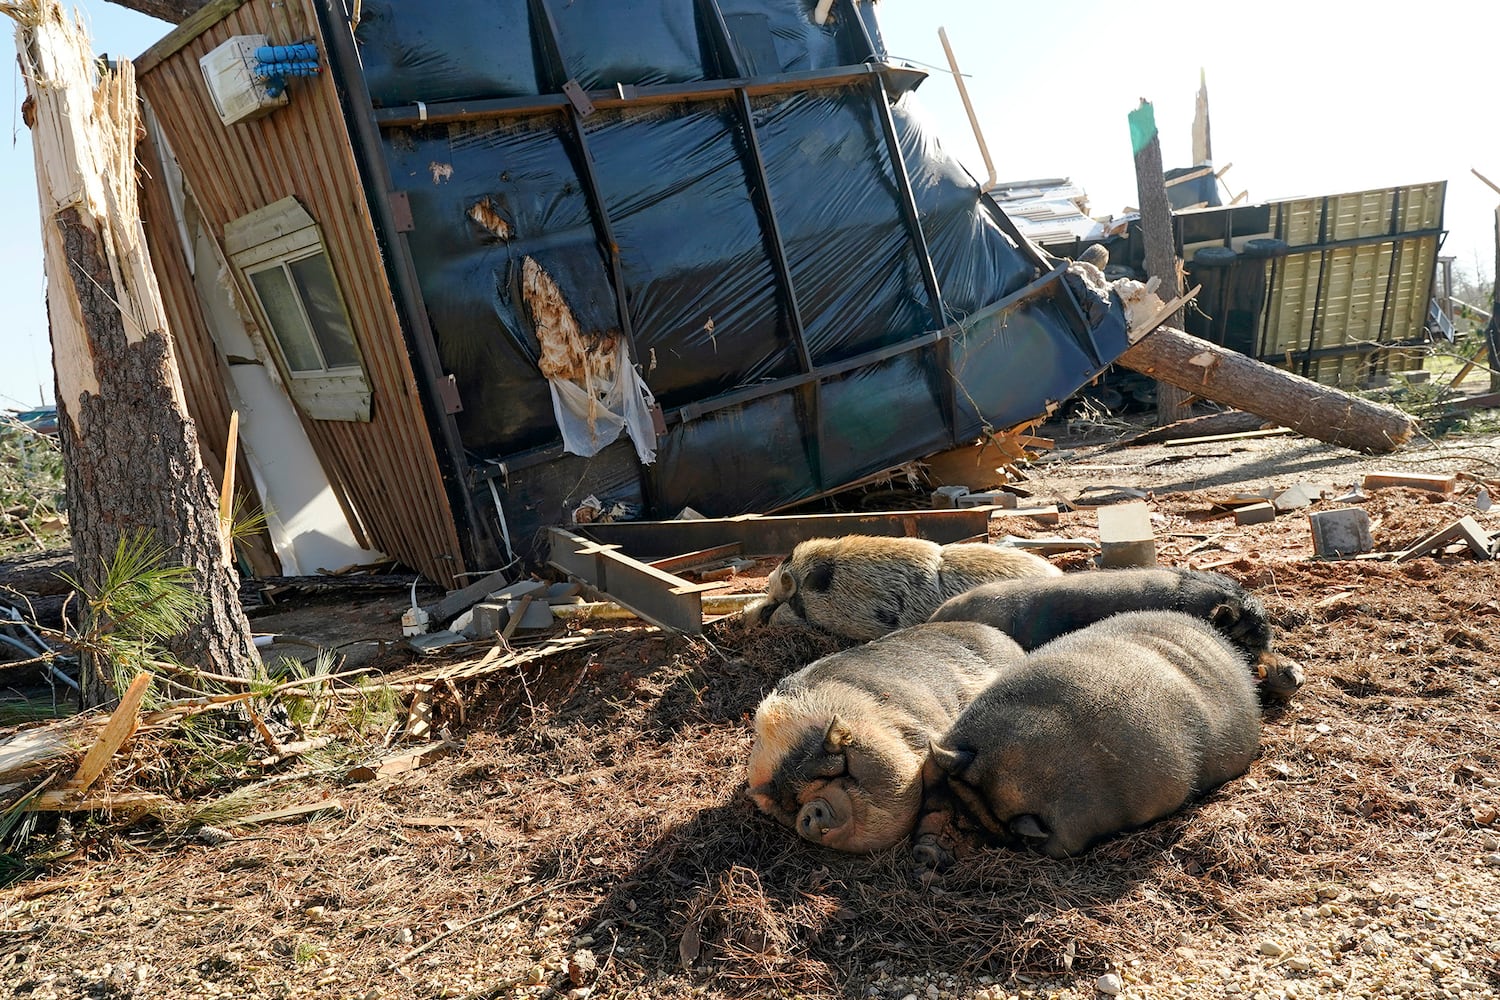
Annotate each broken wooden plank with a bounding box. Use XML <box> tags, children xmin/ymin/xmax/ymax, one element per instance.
<box><xmin>1125</xmin><ymin>409</ymin><xmax>1269</xmax><ymax>447</ymax></box>
<box><xmin>1119</xmin><ymin>326</ymin><xmax>1416</xmax><ymax>454</ymax></box>
<box><xmin>346</xmin><ymin>743</ymin><xmax>454</xmax><ymax>782</ymax></box>
<box><xmin>1235</xmin><ymin>502</ymin><xmax>1276</xmax><ymax>525</ymax></box>
<box><xmin>1098</xmin><ymin>502</ymin><xmax>1157</xmax><ymax>568</ymax></box>
<box><xmin>229</xmin><ymin>798</ymin><xmax>345</xmax><ymax>828</ymax></box>
<box><xmin>1361</xmin><ymin>471</ymin><xmax>1458</xmax><ymax>494</ymax></box>
<box><xmin>29</xmin><ymin>789</ymin><xmax>173</xmax><ymax>815</ymax></box>
<box><xmin>1163</xmin><ymin>427</ymin><xmax>1295</xmax><ymax>447</ymax></box>
<box><xmin>64</xmin><ymin>672</ymin><xmax>152</xmax><ymax>795</ymax></box>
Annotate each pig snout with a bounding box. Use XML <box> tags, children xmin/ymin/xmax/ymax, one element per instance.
<box><xmin>796</xmin><ymin>799</ymin><xmax>835</xmax><ymax>841</ymax></box>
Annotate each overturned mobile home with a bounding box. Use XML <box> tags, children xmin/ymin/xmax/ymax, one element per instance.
<box><xmin>132</xmin><ymin>0</ymin><xmax>1134</xmax><ymax>586</ymax></box>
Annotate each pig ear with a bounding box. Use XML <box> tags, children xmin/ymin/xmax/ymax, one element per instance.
<box><xmin>768</xmin><ymin>564</ymin><xmax>797</xmax><ymax>602</ymax></box>
<box><xmin>1210</xmin><ymin>601</ymin><xmax>1242</xmax><ymax>631</ymax></box>
<box><xmin>823</xmin><ymin>715</ymin><xmax>852</xmax><ymax>753</ymax></box>
<box><xmin>927</xmin><ymin>742</ymin><xmax>974</xmax><ymax>776</ymax></box>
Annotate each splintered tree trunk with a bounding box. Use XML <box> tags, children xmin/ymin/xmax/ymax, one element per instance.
<box><xmin>1129</xmin><ymin>99</ymin><xmax>1192</xmax><ymax>426</ymax></box>
<box><xmin>1120</xmin><ymin>326</ymin><xmax>1416</xmax><ymax>454</ymax></box>
<box><xmin>12</xmin><ymin>2</ymin><xmax>258</xmax><ymax>705</ymax></box>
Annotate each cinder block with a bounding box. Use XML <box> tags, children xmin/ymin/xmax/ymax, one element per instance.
<box><xmin>1308</xmin><ymin>508</ymin><xmax>1373</xmax><ymax>558</ymax></box>
<box><xmin>465</xmin><ymin>601</ymin><xmax>510</xmax><ymax>638</ymax></box>
<box><xmin>932</xmin><ymin>485</ymin><xmax>970</xmax><ymax>508</ymax></box>
<box><xmin>1235</xmin><ymin>502</ymin><xmax>1276</xmax><ymax>525</ymax></box>
<box><xmin>1098</xmin><ymin>501</ymin><xmax>1157</xmax><ymax>568</ymax></box>
<box><xmin>956</xmin><ymin>490</ymin><xmax>1019</xmax><ymax>509</ymax></box>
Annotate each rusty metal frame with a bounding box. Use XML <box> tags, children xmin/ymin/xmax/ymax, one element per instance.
<box><xmin>547</xmin><ymin>528</ymin><xmax>723</xmax><ymax>634</ymax></box>
<box><xmin>576</xmin><ymin>507</ymin><xmax>998</xmax><ymax>561</ymax></box>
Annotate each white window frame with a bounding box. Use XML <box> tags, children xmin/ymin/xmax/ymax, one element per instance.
<box><xmin>225</xmin><ymin>197</ymin><xmax>372</xmax><ymax>422</ymax></box>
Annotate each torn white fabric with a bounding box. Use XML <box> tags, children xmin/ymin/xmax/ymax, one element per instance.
<box><xmin>548</xmin><ymin>335</ymin><xmax>658</xmax><ymax>465</ymax></box>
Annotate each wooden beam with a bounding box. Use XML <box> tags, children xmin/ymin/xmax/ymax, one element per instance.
<box><xmin>1119</xmin><ymin>326</ymin><xmax>1416</xmax><ymax>454</ymax></box>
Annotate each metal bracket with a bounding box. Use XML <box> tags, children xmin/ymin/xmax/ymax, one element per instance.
<box><xmin>389</xmin><ymin>190</ymin><xmax>414</xmax><ymax>232</ymax></box>
<box><xmin>439</xmin><ymin>374</ymin><xmax>463</xmax><ymax>414</ymax></box>
<box><xmin>562</xmin><ymin>79</ymin><xmax>596</xmax><ymax>116</ymax></box>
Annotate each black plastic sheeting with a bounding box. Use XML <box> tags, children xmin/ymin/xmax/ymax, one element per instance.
<box><xmin>356</xmin><ymin>0</ymin><xmax>878</xmax><ymax>107</ymax></box>
<box><xmin>354</xmin><ymin>0</ymin><xmax>1131</xmax><ymax>559</ymax></box>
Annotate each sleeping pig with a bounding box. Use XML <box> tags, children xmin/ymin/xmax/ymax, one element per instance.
<box><xmin>746</xmin><ymin>621</ymin><xmax>1026</xmax><ymax>853</ymax></box>
<box><xmin>747</xmin><ymin>535</ymin><xmax>1061</xmax><ymax>643</ymax></box>
<box><xmin>928</xmin><ymin>567</ymin><xmax>1303</xmax><ymax>701</ymax></box>
<box><xmin>929</xmin><ymin>610</ymin><xmax>1261</xmax><ymax>859</ymax></box>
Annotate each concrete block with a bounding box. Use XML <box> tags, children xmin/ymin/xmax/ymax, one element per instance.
<box><xmin>508</xmin><ymin>597</ymin><xmax>555</xmax><ymax>630</ymax></box>
<box><xmin>465</xmin><ymin>601</ymin><xmax>510</xmax><ymax>638</ymax></box>
<box><xmin>1308</xmin><ymin>508</ymin><xmax>1373</xmax><ymax>558</ymax></box>
<box><xmin>1098</xmin><ymin>501</ymin><xmax>1157</xmax><ymax>568</ymax></box>
<box><xmin>1235</xmin><ymin>502</ymin><xmax>1276</xmax><ymax>525</ymax></box>
<box><xmin>932</xmin><ymin>485</ymin><xmax>970</xmax><ymax>508</ymax></box>
<box><xmin>956</xmin><ymin>490</ymin><xmax>1018</xmax><ymax>509</ymax></box>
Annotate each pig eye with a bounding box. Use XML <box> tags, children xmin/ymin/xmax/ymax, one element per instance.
<box><xmin>813</xmin><ymin>753</ymin><xmax>846</xmax><ymax>778</ymax></box>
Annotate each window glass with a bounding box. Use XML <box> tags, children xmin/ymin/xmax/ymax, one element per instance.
<box><xmin>249</xmin><ymin>266</ymin><xmax>323</xmax><ymax>373</ymax></box>
<box><xmin>289</xmin><ymin>253</ymin><xmax>361</xmax><ymax>370</ymax></box>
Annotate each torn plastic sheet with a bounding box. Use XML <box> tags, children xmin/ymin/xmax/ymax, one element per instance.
<box><xmin>523</xmin><ymin>257</ymin><xmax>659</xmax><ymax>464</ymax></box>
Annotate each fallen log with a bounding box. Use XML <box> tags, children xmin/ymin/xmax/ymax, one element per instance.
<box><xmin>1119</xmin><ymin>327</ymin><xmax>1416</xmax><ymax>454</ymax></box>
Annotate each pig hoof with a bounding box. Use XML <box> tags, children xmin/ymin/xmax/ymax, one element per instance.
<box><xmin>911</xmin><ymin>834</ymin><xmax>953</xmax><ymax>873</ymax></box>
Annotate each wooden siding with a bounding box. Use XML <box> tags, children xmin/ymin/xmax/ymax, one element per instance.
<box><xmin>135</xmin><ymin>0</ymin><xmax>468</xmax><ymax>586</ymax></box>
<box><xmin>1261</xmin><ymin>183</ymin><xmax>1443</xmax><ymax>386</ymax></box>
<box><xmin>137</xmin><ymin>122</ymin><xmax>281</xmax><ymax>577</ymax></box>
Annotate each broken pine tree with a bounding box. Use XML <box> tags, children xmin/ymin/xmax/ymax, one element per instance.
<box><xmin>9</xmin><ymin>0</ymin><xmax>259</xmax><ymax>705</ymax></box>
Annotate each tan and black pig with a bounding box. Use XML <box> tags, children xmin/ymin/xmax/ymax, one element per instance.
<box><xmin>929</xmin><ymin>610</ymin><xmax>1261</xmax><ymax>859</ymax></box>
<box><xmin>746</xmin><ymin>620</ymin><xmax>1026</xmax><ymax>853</ymax></box>
<box><xmin>748</xmin><ymin>535</ymin><xmax>1061</xmax><ymax>642</ymax></box>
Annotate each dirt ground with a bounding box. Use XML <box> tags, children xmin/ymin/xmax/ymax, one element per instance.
<box><xmin>2</xmin><ymin>422</ymin><xmax>1499</xmax><ymax>1000</ymax></box>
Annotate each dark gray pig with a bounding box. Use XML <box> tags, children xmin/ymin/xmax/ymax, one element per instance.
<box><xmin>930</xmin><ymin>610</ymin><xmax>1261</xmax><ymax>859</ymax></box>
<box><xmin>747</xmin><ymin>621</ymin><xmax>1026</xmax><ymax>854</ymax></box>
<box><xmin>928</xmin><ymin>567</ymin><xmax>1303</xmax><ymax>701</ymax></box>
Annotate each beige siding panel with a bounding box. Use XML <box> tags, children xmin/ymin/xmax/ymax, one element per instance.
<box><xmin>136</xmin><ymin>0</ymin><xmax>467</xmax><ymax>586</ymax></box>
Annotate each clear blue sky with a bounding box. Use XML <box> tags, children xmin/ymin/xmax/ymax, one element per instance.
<box><xmin>0</xmin><ymin>0</ymin><xmax>1494</xmax><ymax>410</ymax></box>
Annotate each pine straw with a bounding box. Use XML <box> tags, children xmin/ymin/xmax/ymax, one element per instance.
<box><xmin>3</xmin><ymin>493</ymin><xmax>1499</xmax><ymax>998</ymax></box>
